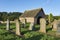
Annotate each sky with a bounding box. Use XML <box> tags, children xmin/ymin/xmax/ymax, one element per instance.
<box><xmin>0</xmin><ymin>0</ymin><xmax>60</xmax><ymax>16</ymax></box>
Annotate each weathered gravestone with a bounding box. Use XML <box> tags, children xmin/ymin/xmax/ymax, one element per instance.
<box><xmin>40</xmin><ymin>18</ymin><xmax>46</xmax><ymax>33</ymax></box>
<box><xmin>6</xmin><ymin>19</ymin><xmax>10</xmax><ymax>30</ymax></box>
<box><xmin>52</xmin><ymin>20</ymin><xmax>57</xmax><ymax>31</ymax></box>
<box><xmin>56</xmin><ymin>20</ymin><xmax>60</xmax><ymax>35</ymax></box>
<box><xmin>21</xmin><ymin>18</ymin><xmax>26</xmax><ymax>28</ymax></box>
<box><xmin>22</xmin><ymin>23</ymin><xmax>26</xmax><ymax>28</ymax></box>
<box><xmin>29</xmin><ymin>22</ymin><xmax>35</xmax><ymax>30</ymax></box>
<box><xmin>15</xmin><ymin>19</ymin><xmax>21</xmax><ymax>36</ymax></box>
<box><xmin>52</xmin><ymin>20</ymin><xmax>60</xmax><ymax>35</ymax></box>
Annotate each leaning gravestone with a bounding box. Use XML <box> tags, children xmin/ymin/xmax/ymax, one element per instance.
<box><xmin>6</xmin><ymin>19</ymin><xmax>10</xmax><ymax>30</ymax></box>
<box><xmin>40</xmin><ymin>18</ymin><xmax>46</xmax><ymax>33</ymax></box>
<box><xmin>15</xmin><ymin>19</ymin><xmax>21</xmax><ymax>36</ymax></box>
<box><xmin>29</xmin><ymin>22</ymin><xmax>34</xmax><ymax>30</ymax></box>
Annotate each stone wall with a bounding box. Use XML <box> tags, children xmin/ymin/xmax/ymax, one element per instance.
<box><xmin>0</xmin><ymin>21</ymin><xmax>15</xmax><ymax>23</ymax></box>
<box><xmin>20</xmin><ymin>17</ymin><xmax>34</xmax><ymax>23</ymax></box>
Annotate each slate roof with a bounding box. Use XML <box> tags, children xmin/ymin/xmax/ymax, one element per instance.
<box><xmin>20</xmin><ymin>8</ymin><xmax>43</xmax><ymax>17</ymax></box>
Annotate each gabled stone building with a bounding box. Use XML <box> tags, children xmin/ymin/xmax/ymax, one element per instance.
<box><xmin>19</xmin><ymin>8</ymin><xmax>45</xmax><ymax>24</ymax></box>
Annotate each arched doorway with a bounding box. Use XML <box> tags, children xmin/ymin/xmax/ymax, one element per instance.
<box><xmin>37</xmin><ymin>16</ymin><xmax>42</xmax><ymax>24</ymax></box>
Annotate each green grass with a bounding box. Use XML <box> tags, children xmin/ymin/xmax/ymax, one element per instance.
<box><xmin>0</xmin><ymin>23</ymin><xmax>60</xmax><ymax>40</ymax></box>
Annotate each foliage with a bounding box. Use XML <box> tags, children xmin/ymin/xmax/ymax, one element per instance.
<box><xmin>0</xmin><ymin>12</ymin><xmax>7</xmax><ymax>21</ymax></box>
<box><xmin>45</xmin><ymin>15</ymin><xmax>49</xmax><ymax>20</ymax></box>
<box><xmin>48</xmin><ymin>13</ymin><xmax>54</xmax><ymax>23</ymax></box>
<box><xmin>46</xmin><ymin>14</ymin><xmax>60</xmax><ymax>22</ymax></box>
<box><xmin>8</xmin><ymin>12</ymin><xmax>22</xmax><ymax>21</ymax></box>
<box><xmin>53</xmin><ymin>16</ymin><xmax>60</xmax><ymax>20</ymax></box>
<box><xmin>0</xmin><ymin>12</ymin><xmax>22</xmax><ymax>21</ymax></box>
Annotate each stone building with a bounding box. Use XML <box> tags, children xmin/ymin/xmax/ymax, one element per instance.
<box><xmin>19</xmin><ymin>8</ymin><xmax>45</xmax><ymax>24</ymax></box>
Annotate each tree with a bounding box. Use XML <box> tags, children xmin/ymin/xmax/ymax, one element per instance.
<box><xmin>53</xmin><ymin>16</ymin><xmax>60</xmax><ymax>20</ymax></box>
<box><xmin>0</xmin><ymin>12</ymin><xmax>8</xmax><ymax>21</ymax></box>
<box><xmin>0</xmin><ymin>12</ymin><xmax>22</xmax><ymax>21</ymax></box>
<box><xmin>48</xmin><ymin>13</ymin><xmax>54</xmax><ymax>23</ymax></box>
<box><xmin>45</xmin><ymin>15</ymin><xmax>49</xmax><ymax>20</ymax></box>
<box><xmin>8</xmin><ymin>12</ymin><xmax>22</xmax><ymax>21</ymax></box>
<box><xmin>0</xmin><ymin>12</ymin><xmax>2</xmax><ymax>21</ymax></box>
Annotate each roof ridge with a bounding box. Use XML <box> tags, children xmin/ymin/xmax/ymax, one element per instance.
<box><xmin>25</xmin><ymin>8</ymin><xmax>42</xmax><ymax>12</ymax></box>
<box><xmin>20</xmin><ymin>8</ymin><xmax>43</xmax><ymax>17</ymax></box>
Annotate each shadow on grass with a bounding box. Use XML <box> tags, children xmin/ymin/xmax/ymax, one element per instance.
<box><xmin>1</xmin><ymin>31</ymin><xmax>13</xmax><ymax>36</ymax></box>
<box><xmin>46</xmin><ymin>28</ymin><xmax>52</xmax><ymax>32</ymax></box>
<box><xmin>25</xmin><ymin>34</ymin><xmax>44</xmax><ymax>40</ymax></box>
<box><xmin>34</xmin><ymin>27</ymin><xmax>40</xmax><ymax>31</ymax></box>
<box><xmin>21</xmin><ymin>30</ymin><xmax>32</xmax><ymax>35</ymax></box>
<box><xmin>5</xmin><ymin>38</ymin><xmax>16</xmax><ymax>40</ymax></box>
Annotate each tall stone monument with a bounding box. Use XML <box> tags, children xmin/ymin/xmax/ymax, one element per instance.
<box><xmin>40</xmin><ymin>18</ymin><xmax>46</xmax><ymax>33</ymax></box>
<box><xmin>52</xmin><ymin>20</ymin><xmax>57</xmax><ymax>31</ymax></box>
<box><xmin>15</xmin><ymin>19</ymin><xmax>21</xmax><ymax>36</ymax></box>
<box><xmin>6</xmin><ymin>19</ymin><xmax>10</xmax><ymax>30</ymax></box>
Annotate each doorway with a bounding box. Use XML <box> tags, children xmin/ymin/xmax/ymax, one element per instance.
<box><xmin>37</xmin><ymin>16</ymin><xmax>42</xmax><ymax>24</ymax></box>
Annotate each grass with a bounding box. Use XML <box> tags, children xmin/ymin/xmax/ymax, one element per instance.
<box><xmin>0</xmin><ymin>23</ymin><xmax>60</xmax><ymax>40</ymax></box>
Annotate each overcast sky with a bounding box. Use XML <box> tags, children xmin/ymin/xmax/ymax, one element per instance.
<box><xmin>0</xmin><ymin>0</ymin><xmax>60</xmax><ymax>16</ymax></box>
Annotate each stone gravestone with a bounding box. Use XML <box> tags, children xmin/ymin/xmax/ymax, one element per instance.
<box><xmin>6</xmin><ymin>19</ymin><xmax>10</xmax><ymax>30</ymax></box>
<box><xmin>15</xmin><ymin>19</ymin><xmax>21</xmax><ymax>36</ymax></box>
<box><xmin>22</xmin><ymin>23</ymin><xmax>26</xmax><ymax>28</ymax></box>
<box><xmin>52</xmin><ymin>20</ymin><xmax>57</xmax><ymax>31</ymax></box>
<box><xmin>29</xmin><ymin>22</ymin><xmax>34</xmax><ymax>30</ymax></box>
<box><xmin>22</xmin><ymin>18</ymin><xmax>26</xmax><ymax>28</ymax></box>
<box><xmin>52</xmin><ymin>20</ymin><xmax>60</xmax><ymax>35</ymax></box>
<box><xmin>40</xmin><ymin>18</ymin><xmax>46</xmax><ymax>33</ymax></box>
<box><xmin>56</xmin><ymin>20</ymin><xmax>60</xmax><ymax>35</ymax></box>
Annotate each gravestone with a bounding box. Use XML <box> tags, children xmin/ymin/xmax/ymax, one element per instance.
<box><xmin>15</xmin><ymin>19</ymin><xmax>21</xmax><ymax>35</ymax></box>
<box><xmin>56</xmin><ymin>20</ymin><xmax>60</xmax><ymax>35</ymax></box>
<box><xmin>6</xmin><ymin>19</ymin><xmax>10</xmax><ymax>30</ymax></box>
<box><xmin>22</xmin><ymin>18</ymin><xmax>26</xmax><ymax>28</ymax></box>
<box><xmin>52</xmin><ymin>20</ymin><xmax>60</xmax><ymax>35</ymax></box>
<box><xmin>52</xmin><ymin>20</ymin><xmax>57</xmax><ymax>31</ymax></box>
<box><xmin>22</xmin><ymin>23</ymin><xmax>26</xmax><ymax>28</ymax></box>
<box><xmin>40</xmin><ymin>18</ymin><xmax>46</xmax><ymax>33</ymax></box>
<box><xmin>29</xmin><ymin>22</ymin><xmax>34</xmax><ymax>30</ymax></box>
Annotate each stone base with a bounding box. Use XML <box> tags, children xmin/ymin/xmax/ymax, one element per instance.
<box><xmin>39</xmin><ymin>30</ymin><xmax>46</xmax><ymax>33</ymax></box>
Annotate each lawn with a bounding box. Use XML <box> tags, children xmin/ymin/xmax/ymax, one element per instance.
<box><xmin>0</xmin><ymin>23</ymin><xmax>60</xmax><ymax>40</ymax></box>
